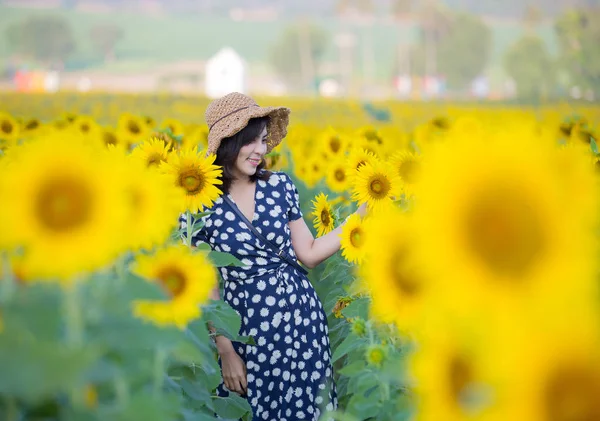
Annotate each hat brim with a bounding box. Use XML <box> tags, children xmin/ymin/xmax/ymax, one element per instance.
<box><xmin>206</xmin><ymin>105</ymin><xmax>290</xmax><ymax>157</ymax></box>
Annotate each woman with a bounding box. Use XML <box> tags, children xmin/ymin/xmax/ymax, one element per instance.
<box><xmin>182</xmin><ymin>93</ymin><xmax>366</xmax><ymax>421</ymax></box>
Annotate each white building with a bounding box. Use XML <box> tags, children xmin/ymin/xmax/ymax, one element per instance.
<box><xmin>204</xmin><ymin>47</ymin><xmax>247</xmax><ymax>98</ymax></box>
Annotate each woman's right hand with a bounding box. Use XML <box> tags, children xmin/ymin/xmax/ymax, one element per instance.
<box><xmin>219</xmin><ymin>346</ymin><xmax>247</xmax><ymax>396</ymax></box>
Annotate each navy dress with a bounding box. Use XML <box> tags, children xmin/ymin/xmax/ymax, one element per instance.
<box><xmin>180</xmin><ymin>170</ymin><xmax>338</xmax><ymax>421</ymax></box>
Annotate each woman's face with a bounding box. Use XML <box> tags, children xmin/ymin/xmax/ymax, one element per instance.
<box><xmin>233</xmin><ymin>125</ymin><xmax>268</xmax><ymax>180</ymax></box>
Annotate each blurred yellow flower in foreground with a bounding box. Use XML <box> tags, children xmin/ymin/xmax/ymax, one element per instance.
<box><xmin>0</xmin><ymin>135</ymin><xmax>127</xmax><ymax>282</ymax></box>
<box><xmin>132</xmin><ymin>245</ymin><xmax>217</xmax><ymax>329</ymax></box>
<box><xmin>413</xmin><ymin>131</ymin><xmax>598</xmax><ymax>318</ymax></box>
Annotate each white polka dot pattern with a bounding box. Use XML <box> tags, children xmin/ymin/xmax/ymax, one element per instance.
<box><xmin>178</xmin><ymin>171</ymin><xmax>337</xmax><ymax>421</ymax></box>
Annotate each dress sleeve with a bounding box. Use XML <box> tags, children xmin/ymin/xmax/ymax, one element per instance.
<box><xmin>178</xmin><ymin>212</ymin><xmax>209</xmax><ymax>246</ymax></box>
<box><xmin>282</xmin><ymin>172</ymin><xmax>303</xmax><ymax>222</ymax></box>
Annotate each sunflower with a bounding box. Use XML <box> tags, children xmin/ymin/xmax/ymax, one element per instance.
<box><xmin>311</xmin><ymin>193</ymin><xmax>336</xmax><ymax>236</ymax></box>
<box><xmin>484</xmin><ymin>313</ymin><xmax>600</xmax><ymax>421</ymax></box>
<box><xmin>339</xmin><ymin>213</ymin><xmax>367</xmax><ymax>264</ymax></box>
<box><xmin>182</xmin><ymin>125</ymin><xmax>209</xmax><ymax>152</ymax></box>
<box><xmin>116</xmin><ymin>113</ymin><xmax>150</xmax><ymax>149</ymax></box>
<box><xmin>160</xmin><ymin>148</ymin><xmax>223</xmax><ymax>213</ymax></box>
<box><xmin>351</xmin><ymin>160</ymin><xmax>401</xmax><ymax>213</ymax></box>
<box><xmin>131</xmin><ymin>137</ymin><xmax>172</xmax><ymax>169</ymax></box>
<box><xmin>107</xmin><ymin>148</ymin><xmax>184</xmax><ymax>251</ymax></box>
<box><xmin>160</xmin><ymin>118</ymin><xmax>186</xmax><ymax>138</ymax></box>
<box><xmin>71</xmin><ymin>115</ymin><xmax>101</xmax><ymax>139</ymax></box>
<box><xmin>325</xmin><ymin>157</ymin><xmax>350</xmax><ymax>193</ymax></box>
<box><xmin>359</xmin><ymin>208</ymin><xmax>429</xmax><ymax>331</ymax></box>
<box><xmin>389</xmin><ymin>150</ymin><xmax>422</xmax><ymax>197</ymax></box>
<box><xmin>318</xmin><ymin>127</ymin><xmax>348</xmax><ymax>159</ymax></box>
<box><xmin>0</xmin><ymin>111</ymin><xmax>20</xmax><ymax>151</ymax></box>
<box><xmin>100</xmin><ymin>128</ymin><xmax>120</xmax><ymax>149</ymax></box>
<box><xmin>345</xmin><ymin>147</ymin><xmax>378</xmax><ymax>179</ymax></box>
<box><xmin>408</xmin><ymin>331</ymin><xmax>495</xmax><ymax>421</ymax></box>
<box><xmin>365</xmin><ymin>343</ymin><xmax>387</xmax><ymax>368</ymax></box>
<box><xmin>21</xmin><ymin>118</ymin><xmax>44</xmax><ymax>138</ymax></box>
<box><xmin>413</xmin><ymin>131</ymin><xmax>598</xmax><ymax>318</ymax></box>
<box><xmin>132</xmin><ymin>245</ymin><xmax>217</xmax><ymax>329</ymax></box>
<box><xmin>0</xmin><ymin>135</ymin><xmax>127</xmax><ymax>282</ymax></box>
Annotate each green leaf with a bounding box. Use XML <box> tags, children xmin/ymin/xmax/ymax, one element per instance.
<box><xmin>179</xmin><ymin>378</ymin><xmax>211</xmax><ymax>402</ymax></box>
<box><xmin>194</xmin><ymin>242</ymin><xmax>211</xmax><ymax>252</ymax></box>
<box><xmin>0</xmin><ymin>339</ymin><xmax>99</xmax><ymax>402</ymax></box>
<box><xmin>332</xmin><ymin>333</ymin><xmax>366</xmax><ymax>363</ymax></box>
<box><xmin>341</xmin><ymin>297</ymin><xmax>370</xmax><ymax>320</ymax></box>
<box><xmin>337</xmin><ymin>359</ymin><xmax>367</xmax><ymax>377</ymax></box>
<box><xmin>107</xmin><ymin>393</ymin><xmax>181</xmax><ymax>421</ymax></box>
<box><xmin>208</xmin><ymin>251</ymin><xmax>245</xmax><ymax>267</ymax></box>
<box><xmin>347</xmin><ymin>392</ymin><xmax>380</xmax><ymax>419</ymax></box>
<box><xmin>590</xmin><ymin>138</ymin><xmax>598</xmax><ymax>155</ymax></box>
<box><xmin>171</xmin><ymin>340</ymin><xmax>204</xmax><ymax>365</ymax></box>
<box><xmin>212</xmin><ymin>393</ymin><xmax>252</xmax><ymax>419</ymax></box>
<box><xmin>202</xmin><ymin>301</ymin><xmax>241</xmax><ymax>341</ymax></box>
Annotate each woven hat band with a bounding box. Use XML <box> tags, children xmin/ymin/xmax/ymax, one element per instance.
<box><xmin>209</xmin><ymin>105</ymin><xmax>258</xmax><ymax>131</ymax></box>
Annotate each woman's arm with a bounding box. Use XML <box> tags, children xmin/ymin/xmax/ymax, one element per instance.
<box><xmin>290</xmin><ymin>203</ymin><xmax>367</xmax><ymax>269</ymax></box>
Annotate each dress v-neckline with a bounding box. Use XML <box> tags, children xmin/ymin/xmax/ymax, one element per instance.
<box><xmin>226</xmin><ymin>179</ymin><xmax>260</xmax><ymax>228</ymax></box>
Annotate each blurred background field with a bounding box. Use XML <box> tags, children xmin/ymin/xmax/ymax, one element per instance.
<box><xmin>0</xmin><ymin>0</ymin><xmax>598</xmax><ymax>100</ymax></box>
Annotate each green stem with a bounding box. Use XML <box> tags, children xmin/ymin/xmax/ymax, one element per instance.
<box><xmin>1</xmin><ymin>252</ymin><xmax>16</xmax><ymax>304</ymax></box>
<box><xmin>186</xmin><ymin>211</ymin><xmax>193</xmax><ymax>248</ymax></box>
<box><xmin>63</xmin><ymin>281</ymin><xmax>83</xmax><ymax>347</ymax></box>
<box><xmin>153</xmin><ymin>347</ymin><xmax>167</xmax><ymax>397</ymax></box>
<box><xmin>5</xmin><ymin>396</ymin><xmax>18</xmax><ymax>421</ymax></box>
<box><xmin>114</xmin><ymin>375</ymin><xmax>129</xmax><ymax>407</ymax></box>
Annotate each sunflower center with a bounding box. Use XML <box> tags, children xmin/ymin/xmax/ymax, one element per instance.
<box><xmin>369</xmin><ymin>176</ymin><xmax>391</xmax><ymax>199</ymax></box>
<box><xmin>449</xmin><ymin>355</ymin><xmax>473</xmax><ymax>405</ymax></box>
<box><xmin>399</xmin><ymin>160</ymin><xmax>419</xmax><ymax>184</ymax></box>
<box><xmin>147</xmin><ymin>153</ymin><xmax>164</xmax><ymax>167</ymax></box>
<box><xmin>330</xmin><ymin>136</ymin><xmax>341</xmax><ymax>153</ymax></box>
<box><xmin>335</xmin><ymin>169</ymin><xmax>346</xmax><ymax>182</ymax></box>
<box><xmin>350</xmin><ymin>228</ymin><xmax>364</xmax><ymax>248</ymax></box>
<box><xmin>129</xmin><ymin>188</ymin><xmax>144</xmax><ymax>211</ymax></box>
<box><xmin>390</xmin><ymin>245</ymin><xmax>419</xmax><ymax>296</ymax></box>
<box><xmin>25</xmin><ymin>120</ymin><xmax>39</xmax><ymax>130</ymax></box>
<box><xmin>80</xmin><ymin>123</ymin><xmax>90</xmax><ymax>133</ymax></box>
<box><xmin>128</xmin><ymin>121</ymin><xmax>141</xmax><ymax>134</ymax></box>
<box><xmin>156</xmin><ymin>267</ymin><xmax>187</xmax><ymax>297</ymax></box>
<box><xmin>36</xmin><ymin>177</ymin><xmax>92</xmax><ymax>232</ymax></box>
<box><xmin>178</xmin><ymin>169</ymin><xmax>205</xmax><ymax>195</ymax></box>
<box><xmin>464</xmin><ymin>186</ymin><xmax>544</xmax><ymax>278</ymax></box>
<box><xmin>103</xmin><ymin>132</ymin><xmax>118</xmax><ymax>146</ymax></box>
<box><xmin>544</xmin><ymin>364</ymin><xmax>600</xmax><ymax>421</ymax></box>
<box><xmin>320</xmin><ymin>209</ymin><xmax>331</xmax><ymax>226</ymax></box>
<box><xmin>1</xmin><ymin>121</ymin><xmax>13</xmax><ymax>134</ymax></box>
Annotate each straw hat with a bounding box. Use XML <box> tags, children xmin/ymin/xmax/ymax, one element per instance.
<box><xmin>205</xmin><ymin>92</ymin><xmax>291</xmax><ymax>157</ymax></box>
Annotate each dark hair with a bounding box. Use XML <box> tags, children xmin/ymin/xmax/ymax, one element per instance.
<box><xmin>215</xmin><ymin>116</ymin><xmax>272</xmax><ymax>193</ymax></box>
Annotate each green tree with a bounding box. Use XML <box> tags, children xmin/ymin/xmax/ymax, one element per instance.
<box><xmin>90</xmin><ymin>23</ymin><xmax>123</xmax><ymax>63</ymax></box>
<box><xmin>436</xmin><ymin>12</ymin><xmax>491</xmax><ymax>89</ymax></box>
<box><xmin>268</xmin><ymin>22</ymin><xmax>329</xmax><ymax>90</ymax></box>
<box><xmin>554</xmin><ymin>8</ymin><xmax>600</xmax><ymax>96</ymax></box>
<box><xmin>504</xmin><ymin>35</ymin><xmax>555</xmax><ymax>100</ymax></box>
<box><xmin>408</xmin><ymin>9</ymin><xmax>491</xmax><ymax>89</ymax></box>
<box><xmin>6</xmin><ymin>16</ymin><xmax>75</xmax><ymax>66</ymax></box>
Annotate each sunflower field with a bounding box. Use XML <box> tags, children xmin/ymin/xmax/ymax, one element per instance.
<box><xmin>0</xmin><ymin>92</ymin><xmax>599</xmax><ymax>421</ymax></box>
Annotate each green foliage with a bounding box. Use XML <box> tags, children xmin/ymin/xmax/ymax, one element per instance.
<box><xmin>409</xmin><ymin>10</ymin><xmax>492</xmax><ymax>89</ymax></box>
<box><xmin>554</xmin><ymin>8</ymin><xmax>600</xmax><ymax>96</ymax></box>
<box><xmin>268</xmin><ymin>21</ymin><xmax>329</xmax><ymax>85</ymax></box>
<box><xmin>89</xmin><ymin>23</ymin><xmax>123</xmax><ymax>63</ymax></box>
<box><xmin>504</xmin><ymin>35</ymin><xmax>556</xmax><ymax>100</ymax></box>
<box><xmin>436</xmin><ymin>13</ymin><xmax>492</xmax><ymax>89</ymax></box>
<box><xmin>6</xmin><ymin>15</ymin><xmax>76</xmax><ymax>64</ymax></box>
